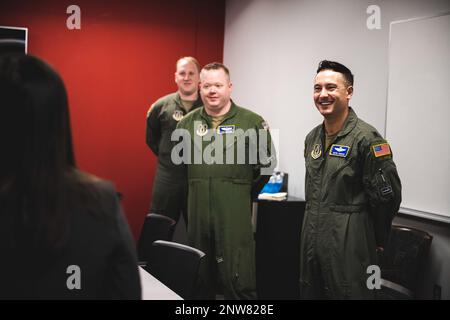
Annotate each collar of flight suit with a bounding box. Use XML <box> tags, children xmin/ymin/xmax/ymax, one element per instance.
<box><xmin>321</xmin><ymin>106</ymin><xmax>358</xmax><ymax>139</ymax></box>
<box><xmin>174</xmin><ymin>92</ymin><xmax>203</xmax><ymax>111</ymax></box>
<box><xmin>199</xmin><ymin>100</ymin><xmax>238</xmax><ymax>126</ymax></box>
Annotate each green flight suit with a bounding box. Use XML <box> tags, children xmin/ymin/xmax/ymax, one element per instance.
<box><xmin>146</xmin><ymin>92</ymin><xmax>202</xmax><ymax>226</ymax></box>
<box><xmin>176</xmin><ymin>102</ymin><xmax>276</xmax><ymax>299</ymax></box>
<box><xmin>300</xmin><ymin>107</ymin><xmax>401</xmax><ymax>299</ymax></box>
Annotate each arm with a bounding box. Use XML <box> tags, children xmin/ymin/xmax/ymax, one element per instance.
<box><xmin>107</xmin><ymin>192</ymin><xmax>142</xmax><ymax>299</ymax></box>
<box><xmin>251</xmin><ymin>119</ymin><xmax>277</xmax><ymax>199</ymax></box>
<box><xmin>362</xmin><ymin>139</ymin><xmax>402</xmax><ymax>248</ymax></box>
<box><xmin>172</xmin><ymin>119</ymin><xmax>189</xmax><ymax>174</ymax></box>
<box><xmin>146</xmin><ymin>103</ymin><xmax>162</xmax><ymax>155</ymax></box>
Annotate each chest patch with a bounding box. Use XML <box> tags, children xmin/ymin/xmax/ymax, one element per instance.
<box><xmin>311</xmin><ymin>144</ymin><xmax>322</xmax><ymax>159</ymax></box>
<box><xmin>172</xmin><ymin>109</ymin><xmax>184</xmax><ymax>121</ymax></box>
<box><xmin>196</xmin><ymin>123</ymin><xmax>208</xmax><ymax>136</ymax></box>
<box><xmin>329</xmin><ymin>144</ymin><xmax>350</xmax><ymax>158</ymax></box>
<box><xmin>217</xmin><ymin>125</ymin><xmax>235</xmax><ymax>134</ymax></box>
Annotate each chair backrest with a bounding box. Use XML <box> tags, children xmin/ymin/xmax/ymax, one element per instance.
<box><xmin>137</xmin><ymin>213</ymin><xmax>176</xmax><ymax>263</ymax></box>
<box><xmin>144</xmin><ymin>240</ymin><xmax>205</xmax><ymax>299</ymax></box>
<box><xmin>381</xmin><ymin>224</ymin><xmax>433</xmax><ymax>296</ymax></box>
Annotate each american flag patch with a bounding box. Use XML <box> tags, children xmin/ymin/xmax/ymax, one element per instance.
<box><xmin>372</xmin><ymin>143</ymin><xmax>391</xmax><ymax>158</ymax></box>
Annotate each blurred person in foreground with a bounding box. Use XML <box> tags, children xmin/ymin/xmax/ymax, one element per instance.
<box><xmin>0</xmin><ymin>54</ymin><xmax>141</xmax><ymax>299</ymax></box>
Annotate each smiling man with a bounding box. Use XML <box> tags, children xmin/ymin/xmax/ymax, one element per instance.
<box><xmin>176</xmin><ymin>62</ymin><xmax>276</xmax><ymax>299</ymax></box>
<box><xmin>300</xmin><ymin>60</ymin><xmax>402</xmax><ymax>299</ymax></box>
<box><xmin>146</xmin><ymin>57</ymin><xmax>202</xmax><ymax>235</ymax></box>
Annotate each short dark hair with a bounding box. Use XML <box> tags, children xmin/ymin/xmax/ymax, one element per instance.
<box><xmin>201</xmin><ymin>62</ymin><xmax>230</xmax><ymax>78</ymax></box>
<box><xmin>317</xmin><ymin>60</ymin><xmax>354</xmax><ymax>86</ymax></box>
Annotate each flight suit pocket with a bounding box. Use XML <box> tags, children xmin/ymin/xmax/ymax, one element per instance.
<box><xmin>222</xmin><ymin>130</ymin><xmax>246</xmax><ymax>164</ymax></box>
<box><xmin>224</xmin><ymin>130</ymin><xmax>245</xmax><ymax>149</ymax></box>
<box><xmin>330</xmin><ymin>204</ymin><xmax>364</xmax><ymax>213</ymax></box>
<box><xmin>370</xmin><ymin>163</ymin><xmax>396</xmax><ymax>203</ymax></box>
<box><xmin>231</xmin><ymin>178</ymin><xmax>251</xmax><ymax>185</ymax></box>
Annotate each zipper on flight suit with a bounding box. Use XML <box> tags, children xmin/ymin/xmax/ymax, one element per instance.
<box><xmin>314</xmin><ymin>140</ymin><xmax>327</xmax><ymax>249</ymax></box>
<box><xmin>311</xmin><ymin>138</ymin><xmax>329</xmax><ymax>282</ymax></box>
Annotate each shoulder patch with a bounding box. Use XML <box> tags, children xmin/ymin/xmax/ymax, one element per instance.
<box><xmin>372</xmin><ymin>143</ymin><xmax>391</xmax><ymax>158</ymax></box>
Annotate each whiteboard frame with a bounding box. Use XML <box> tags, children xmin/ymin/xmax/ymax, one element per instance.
<box><xmin>385</xmin><ymin>12</ymin><xmax>450</xmax><ymax>224</ymax></box>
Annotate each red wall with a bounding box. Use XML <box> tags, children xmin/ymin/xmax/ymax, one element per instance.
<box><xmin>1</xmin><ymin>0</ymin><xmax>225</xmax><ymax>239</ymax></box>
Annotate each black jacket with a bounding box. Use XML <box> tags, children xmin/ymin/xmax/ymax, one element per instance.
<box><xmin>0</xmin><ymin>174</ymin><xmax>141</xmax><ymax>299</ymax></box>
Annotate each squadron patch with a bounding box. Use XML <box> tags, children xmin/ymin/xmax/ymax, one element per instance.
<box><xmin>196</xmin><ymin>123</ymin><xmax>208</xmax><ymax>136</ymax></box>
<box><xmin>329</xmin><ymin>144</ymin><xmax>350</xmax><ymax>158</ymax></box>
<box><xmin>217</xmin><ymin>125</ymin><xmax>235</xmax><ymax>134</ymax></box>
<box><xmin>311</xmin><ymin>144</ymin><xmax>322</xmax><ymax>159</ymax></box>
<box><xmin>172</xmin><ymin>110</ymin><xmax>184</xmax><ymax>122</ymax></box>
<box><xmin>372</xmin><ymin>143</ymin><xmax>391</xmax><ymax>158</ymax></box>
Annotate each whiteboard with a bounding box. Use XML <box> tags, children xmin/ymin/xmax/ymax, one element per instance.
<box><xmin>386</xmin><ymin>13</ymin><xmax>450</xmax><ymax>223</ymax></box>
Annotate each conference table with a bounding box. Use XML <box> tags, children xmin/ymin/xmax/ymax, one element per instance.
<box><xmin>139</xmin><ymin>266</ymin><xmax>182</xmax><ymax>300</ymax></box>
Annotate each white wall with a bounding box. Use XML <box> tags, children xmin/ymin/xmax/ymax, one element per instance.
<box><xmin>224</xmin><ymin>0</ymin><xmax>450</xmax><ymax>199</ymax></box>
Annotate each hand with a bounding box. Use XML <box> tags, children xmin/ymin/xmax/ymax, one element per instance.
<box><xmin>376</xmin><ymin>246</ymin><xmax>385</xmax><ymax>263</ymax></box>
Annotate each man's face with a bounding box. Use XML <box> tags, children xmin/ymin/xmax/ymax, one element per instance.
<box><xmin>200</xmin><ymin>68</ymin><xmax>232</xmax><ymax>113</ymax></box>
<box><xmin>314</xmin><ymin>70</ymin><xmax>353</xmax><ymax>119</ymax></box>
<box><xmin>175</xmin><ymin>59</ymin><xmax>199</xmax><ymax>96</ymax></box>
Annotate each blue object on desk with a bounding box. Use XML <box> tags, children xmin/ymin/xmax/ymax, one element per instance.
<box><xmin>260</xmin><ymin>172</ymin><xmax>284</xmax><ymax>194</ymax></box>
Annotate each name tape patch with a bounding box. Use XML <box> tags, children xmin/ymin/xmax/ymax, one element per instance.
<box><xmin>329</xmin><ymin>144</ymin><xmax>350</xmax><ymax>157</ymax></box>
<box><xmin>217</xmin><ymin>125</ymin><xmax>235</xmax><ymax>134</ymax></box>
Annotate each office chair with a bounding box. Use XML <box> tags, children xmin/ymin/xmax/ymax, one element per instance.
<box><xmin>137</xmin><ymin>213</ymin><xmax>176</xmax><ymax>265</ymax></box>
<box><xmin>379</xmin><ymin>225</ymin><xmax>433</xmax><ymax>299</ymax></box>
<box><xmin>144</xmin><ymin>240</ymin><xmax>205</xmax><ymax>299</ymax></box>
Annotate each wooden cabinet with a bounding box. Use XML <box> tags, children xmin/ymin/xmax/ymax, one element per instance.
<box><xmin>255</xmin><ymin>197</ymin><xmax>305</xmax><ymax>299</ymax></box>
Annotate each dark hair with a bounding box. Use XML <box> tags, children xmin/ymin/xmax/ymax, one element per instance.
<box><xmin>317</xmin><ymin>60</ymin><xmax>354</xmax><ymax>86</ymax></box>
<box><xmin>0</xmin><ymin>54</ymin><xmax>99</xmax><ymax>251</ymax></box>
<box><xmin>201</xmin><ymin>62</ymin><xmax>230</xmax><ymax>78</ymax></box>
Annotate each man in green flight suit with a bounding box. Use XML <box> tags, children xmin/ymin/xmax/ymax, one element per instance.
<box><xmin>300</xmin><ymin>60</ymin><xmax>402</xmax><ymax>299</ymax></box>
<box><xmin>175</xmin><ymin>62</ymin><xmax>276</xmax><ymax>299</ymax></box>
<box><xmin>146</xmin><ymin>57</ymin><xmax>202</xmax><ymax>232</ymax></box>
